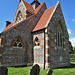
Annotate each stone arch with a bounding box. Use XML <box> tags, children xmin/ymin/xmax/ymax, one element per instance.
<box><xmin>56</xmin><ymin>20</ymin><xmax>64</xmax><ymax>47</ymax></box>
<box><xmin>33</xmin><ymin>36</ymin><xmax>41</xmax><ymax>47</ymax></box>
<box><xmin>11</xmin><ymin>36</ymin><xmax>24</xmax><ymax>48</ymax></box>
<box><xmin>15</xmin><ymin>10</ymin><xmax>23</xmax><ymax>23</ymax></box>
<box><xmin>0</xmin><ymin>38</ymin><xmax>1</xmax><ymax>46</ymax></box>
<box><xmin>55</xmin><ymin>20</ymin><xmax>64</xmax><ymax>35</ymax></box>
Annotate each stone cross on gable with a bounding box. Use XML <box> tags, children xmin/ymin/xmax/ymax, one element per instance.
<box><xmin>57</xmin><ymin>0</ymin><xmax>60</xmax><ymax>3</ymax></box>
<box><xmin>34</xmin><ymin>0</ymin><xmax>37</xmax><ymax>1</ymax></box>
<box><xmin>20</xmin><ymin>0</ymin><xmax>23</xmax><ymax>2</ymax></box>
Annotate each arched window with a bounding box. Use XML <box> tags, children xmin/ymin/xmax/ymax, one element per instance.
<box><xmin>16</xmin><ymin>11</ymin><xmax>23</xmax><ymax>23</ymax></box>
<box><xmin>34</xmin><ymin>37</ymin><xmax>40</xmax><ymax>46</ymax></box>
<box><xmin>0</xmin><ymin>38</ymin><xmax>1</xmax><ymax>46</ymax></box>
<box><xmin>56</xmin><ymin>22</ymin><xmax>63</xmax><ymax>47</ymax></box>
<box><xmin>13</xmin><ymin>38</ymin><xmax>23</xmax><ymax>48</ymax></box>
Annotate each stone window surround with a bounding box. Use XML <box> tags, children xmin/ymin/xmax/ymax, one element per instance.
<box><xmin>33</xmin><ymin>36</ymin><xmax>41</xmax><ymax>49</ymax></box>
<box><xmin>0</xmin><ymin>38</ymin><xmax>1</xmax><ymax>46</ymax></box>
<box><xmin>34</xmin><ymin>37</ymin><xmax>40</xmax><ymax>46</ymax></box>
<box><xmin>0</xmin><ymin>38</ymin><xmax>3</xmax><ymax>47</ymax></box>
<box><xmin>56</xmin><ymin>22</ymin><xmax>63</xmax><ymax>48</ymax></box>
<box><xmin>13</xmin><ymin>38</ymin><xmax>23</xmax><ymax>49</ymax></box>
<box><xmin>15</xmin><ymin>10</ymin><xmax>23</xmax><ymax>23</ymax></box>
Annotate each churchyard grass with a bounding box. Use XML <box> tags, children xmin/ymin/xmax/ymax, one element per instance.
<box><xmin>8</xmin><ymin>62</ymin><xmax>75</xmax><ymax>75</ymax></box>
<box><xmin>8</xmin><ymin>66</ymin><xmax>31</xmax><ymax>75</ymax></box>
<box><xmin>52</xmin><ymin>62</ymin><xmax>75</xmax><ymax>75</ymax></box>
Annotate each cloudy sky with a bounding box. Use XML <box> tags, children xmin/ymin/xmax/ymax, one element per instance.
<box><xmin>0</xmin><ymin>0</ymin><xmax>75</xmax><ymax>46</ymax></box>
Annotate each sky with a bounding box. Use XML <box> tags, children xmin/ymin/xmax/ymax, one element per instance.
<box><xmin>0</xmin><ymin>0</ymin><xmax>75</xmax><ymax>46</ymax></box>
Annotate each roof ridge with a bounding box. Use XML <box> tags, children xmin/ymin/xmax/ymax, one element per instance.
<box><xmin>33</xmin><ymin>5</ymin><xmax>56</xmax><ymax>32</ymax></box>
<box><xmin>45</xmin><ymin>1</ymin><xmax>59</xmax><ymax>28</ymax></box>
<box><xmin>2</xmin><ymin>1</ymin><xmax>58</xmax><ymax>33</ymax></box>
<box><xmin>23</xmin><ymin>0</ymin><xmax>32</xmax><ymax>7</ymax></box>
<box><xmin>2</xmin><ymin>23</ymin><xmax>14</xmax><ymax>32</ymax></box>
<box><xmin>23</xmin><ymin>0</ymin><xmax>34</xmax><ymax>14</ymax></box>
<box><xmin>34</xmin><ymin>2</ymin><xmax>45</xmax><ymax>14</ymax></box>
<box><xmin>2</xmin><ymin>13</ymin><xmax>37</xmax><ymax>33</ymax></box>
<box><xmin>46</xmin><ymin>5</ymin><xmax>56</xmax><ymax>11</ymax></box>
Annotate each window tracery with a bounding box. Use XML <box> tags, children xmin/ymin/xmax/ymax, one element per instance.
<box><xmin>56</xmin><ymin>22</ymin><xmax>63</xmax><ymax>47</ymax></box>
<box><xmin>13</xmin><ymin>38</ymin><xmax>22</xmax><ymax>48</ymax></box>
<box><xmin>34</xmin><ymin>37</ymin><xmax>40</xmax><ymax>46</ymax></box>
<box><xmin>16</xmin><ymin>11</ymin><xmax>23</xmax><ymax>23</ymax></box>
<box><xmin>0</xmin><ymin>38</ymin><xmax>1</xmax><ymax>46</ymax></box>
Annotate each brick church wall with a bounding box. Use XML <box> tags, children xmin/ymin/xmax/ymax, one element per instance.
<box><xmin>33</xmin><ymin>30</ymin><xmax>45</xmax><ymax>69</ymax></box>
<box><xmin>0</xmin><ymin>35</ymin><xmax>5</xmax><ymax>65</ymax></box>
<box><xmin>1</xmin><ymin>27</ymin><xmax>30</xmax><ymax>66</ymax></box>
<box><xmin>47</xmin><ymin>3</ymin><xmax>70</xmax><ymax>68</ymax></box>
<box><xmin>0</xmin><ymin>2</ymin><xmax>47</xmax><ymax>66</ymax></box>
<box><xmin>0</xmin><ymin>1</ymin><xmax>70</xmax><ymax>69</ymax></box>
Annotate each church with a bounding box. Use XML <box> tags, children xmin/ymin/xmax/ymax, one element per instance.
<box><xmin>0</xmin><ymin>0</ymin><xmax>70</xmax><ymax>69</ymax></box>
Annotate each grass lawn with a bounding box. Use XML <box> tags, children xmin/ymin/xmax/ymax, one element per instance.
<box><xmin>52</xmin><ymin>62</ymin><xmax>75</xmax><ymax>75</ymax></box>
<box><xmin>8</xmin><ymin>62</ymin><xmax>75</xmax><ymax>75</ymax></box>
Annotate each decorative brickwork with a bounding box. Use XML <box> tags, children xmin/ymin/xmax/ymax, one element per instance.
<box><xmin>47</xmin><ymin>2</ymin><xmax>70</xmax><ymax>68</ymax></box>
<box><xmin>33</xmin><ymin>30</ymin><xmax>45</xmax><ymax>69</ymax></box>
<box><xmin>45</xmin><ymin>32</ymin><xmax>50</xmax><ymax>69</ymax></box>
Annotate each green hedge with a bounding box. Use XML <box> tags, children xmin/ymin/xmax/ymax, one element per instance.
<box><xmin>70</xmin><ymin>54</ymin><xmax>75</xmax><ymax>62</ymax></box>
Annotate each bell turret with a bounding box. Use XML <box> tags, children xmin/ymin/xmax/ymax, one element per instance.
<box><xmin>31</xmin><ymin>0</ymin><xmax>40</xmax><ymax>10</ymax></box>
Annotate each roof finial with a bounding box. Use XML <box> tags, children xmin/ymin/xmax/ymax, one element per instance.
<box><xmin>20</xmin><ymin>0</ymin><xmax>24</xmax><ymax>2</ymax></box>
<box><xmin>57</xmin><ymin>0</ymin><xmax>60</xmax><ymax>3</ymax></box>
<box><xmin>58</xmin><ymin>0</ymin><xmax>59</xmax><ymax>1</ymax></box>
<box><xmin>56</xmin><ymin>0</ymin><xmax>60</xmax><ymax>6</ymax></box>
<box><xmin>34</xmin><ymin>0</ymin><xmax>38</xmax><ymax>1</ymax></box>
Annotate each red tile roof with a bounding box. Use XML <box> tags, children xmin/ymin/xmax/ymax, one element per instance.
<box><xmin>2</xmin><ymin>2</ymin><xmax>56</xmax><ymax>33</ymax></box>
<box><xmin>2</xmin><ymin>2</ymin><xmax>45</xmax><ymax>33</ymax></box>
<box><xmin>34</xmin><ymin>2</ymin><xmax>45</xmax><ymax>14</ymax></box>
<box><xmin>32</xmin><ymin>5</ymin><xmax>56</xmax><ymax>32</ymax></box>
<box><xmin>23</xmin><ymin>0</ymin><xmax>34</xmax><ymax>14</ymax></box>
<box><xmin>2</xmin><ymin>23</ymin><xmax>14</xmax><ymax>32</ymax></box>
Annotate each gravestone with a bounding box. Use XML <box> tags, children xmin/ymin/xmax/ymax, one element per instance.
<box><xmin>0</xmin><ymin>66</ymin><xmax>8</xmax><ymax>75</ymax></box>
<box><xmin>29</xmin><ymin>64</ymin><xmax>40</xmax><ymax>75</ymax></box>
<box><xmin>46</xmin><ymin>68</ymin><xmax>53</xmax><ymax>75</ymax></box>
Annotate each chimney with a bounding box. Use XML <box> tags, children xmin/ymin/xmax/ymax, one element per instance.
<box><xmin>6</xmin><ymin>21</ymin><xmax>11</xmax><ymax>27</ymax></box>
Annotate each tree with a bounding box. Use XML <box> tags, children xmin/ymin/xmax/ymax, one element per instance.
<box><xmin>68</xmin><ymin>41</ymin><xmax>73</xmax><ymax>54</ymax></box>
<box><xmin>73</xmin><ymin>47</ymin><xmax>75</xmax><ymax>53</ymax></box>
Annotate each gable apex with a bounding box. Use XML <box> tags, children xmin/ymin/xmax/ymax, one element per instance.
<box><xmin>13</xmin><ymin>0</ymin><xmax>34</xmax><ymax>23</ymax></box>
<box><xmin>32</xmin><ymin>5</ymin><xmax>56</xmax><ymax>32</ymax></box>
<box><xmin>13</xmin><ymin>0</ymin><xmax>26</xmax><ymax>22</ymax></box>
<box><xmin>45</xmin><ymin>0</ymin><xmax>60</xmax><ymax>28</ymax></box>
<box><xmin>32</xmin><ymin>0</ymin><xmax>61</xmax><ymax>32</ymax></box>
